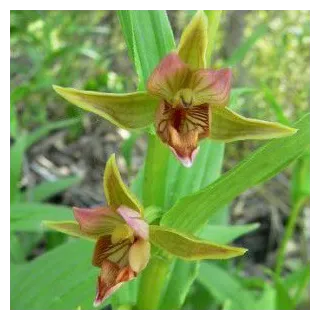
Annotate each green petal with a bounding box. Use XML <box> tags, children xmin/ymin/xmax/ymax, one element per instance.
<box><xmin>150</xmin><ymin>225</ymin><xmax>247</xmax><ymax>260</ymax></box>
<box><xmin>42</xmin><ymin>220</ymin><xmax>97</xmax><ymax>241</ymax></box>
<box><xmin>177</xmin><ymin>11</ymin><xmax>208</xmax><ymax>69</ymax></box>
<box><xmin>104</xmin><ymin>154</ymin><xmax>143</xmax><ymax>214</ymax></box>
<box><xmin>211</xmin><ymin>107</ymin><xmax>297</xmax><ymax>142</ymax></box>
<box><xmin>53</xmin><ymin>85</ymin><xmax>159</xmax><ymax>130</ymax></box>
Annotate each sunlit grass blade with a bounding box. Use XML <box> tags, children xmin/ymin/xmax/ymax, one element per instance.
<box><xmin>197</xmin><ymin>262</ymin><xmax>256</xmax><ymax>309</ymax></box>
<box><xmin>10</xmin><ymin>134</ymin><xmax>27</xmax><ymax>203</ymax></box>
<box><xmin>10</xmin><ymin>239</ymin><xmax>139</xmax><ymax>310</ymax></box>
<box><xmin>199</xmin><ymin>223</ymin><xmax>260</xmax><ymax>244</ymax></box>
<box><xmin>160</xmin><ymin>260</ymin><xmax>199</xmax><ymax>310</ymax></box>
<box><xmin>11</xmin><ymin>203</ymin><xmax>73</xmax><ymax>232</ymax></box>
<box><xmin>225</xmin><ymin>24</ymin><xmax>268</xmax><ymax>67</ymax></box>
<box><xmin>21</xmin><ymin>176</ymin><xmax>82</xmax><ymax>202</ymax></box>
<box><xmin>25</xmin><ymin>118</ymin><xmax>81</xmax><ymax>149</ymax></box>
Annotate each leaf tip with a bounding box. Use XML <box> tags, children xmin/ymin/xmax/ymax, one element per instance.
<box><xmin>104</xmin><ymin>153</ymin><xmax>117</xmax><ymax>190</ymax></box>
<box><xmin>235</xmin><ymin>247</ymin><xmax>248</xmax><ymax>257</ymax></box>
<box><xmin>225</xmin><ymin>245</ymin><xmax>248</xmax><ymax>258</ymax></box>
<box><xmin>241</xmin><ymin>247</ymin><xmax>248</xmax><ymax>254</ymax></box>
<box><xmin>52</xmin><ymin>84</ymin><xmax>63</xmax><ymax>94</ymax></box>
<box><xmin>251</xmin><ymin>222</ymin><xmax>261</xmax><ymax>230</ymax></box>
<box><xmin>52</xmin><ymin>85</ymin><xmax>76</xmax><ymax>100</ymax></box>
<box><xmin>277</xmin><ymin>125</ymin><xmax>298</xmax><ymax>138</ymax></box>
<box><xmin>41</xmin><ymin>220</ymin><xmax>50</xmax><ymax>228</ymax></box>
<box><xmin>41</xmin><ymin>220</ymin><xmax>61</xmax><ymax>232</ymax></box>
<box><xmin>107</xmin><ymin>153</ymin><xmax>116</xmax><ymax>166</ymax></box>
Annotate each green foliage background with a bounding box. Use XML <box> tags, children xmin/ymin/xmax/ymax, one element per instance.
<box><xmin>10</xmin><ymin>10</ymin><xmax>310</xmax><ymax>310</ymax></box>
<box><xmin>11</xmin><ymin>11</ymin><xmax>309</xmax><ymax>131</ymax></box>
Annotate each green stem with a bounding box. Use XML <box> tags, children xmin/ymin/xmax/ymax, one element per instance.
<box><xmin>293</xmin><ymin>264</ymin><xmax>310</xmax><ymax>306</ymax></box>
<box><xmin>143</xmin><ymin>134</ymin><xmax>170</xmax><ymax>207</ymax></box>
<box><xmin>137</xmin><ymin>256</ymin><xmax>171</xmax><ymax>309</ymax></box>
<box><xmin>138</xmin><ymin>10</ymin><xmax>224</xmax><ymax>310</ymax></box>
<box><xmin>139</xmin><ymin>134</ymin><xmax>171</xmax><ymax>309</ymax></box>
<box><xmin>275</xmin><ymin>197</ymin><xmax>307</xmax><ymax>277</ymax></box>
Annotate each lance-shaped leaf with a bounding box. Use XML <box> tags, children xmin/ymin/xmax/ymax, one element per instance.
<box><xmin>42</xmin><ymin>220</ymin><xmax>97</xmax><ymax>241</ymax></box>
<box><xmin>177</xmin><ymin>11</ymin><xmax>208</xmax><ymax>69</ymax></box>
<box><xmin>211</xmin><ymin>107</ymin><xmax>297</xmax><ymax>142</ymax></box>
<box><xmin>104</xmin><ymin>154</ymin><xmax>143</xmax><ymax>214</ymax></box>
<box><xmin>149</xmin><ymin>225</ymin><xmax>246</xmax><ymax>260</ymax></box>
<box><xmin>161</xmin><ymin>114</ymin><xmax>309</xmax><ymax>234</ymax></box>
<box><xmin>53</xmin><ymin>85</ymin><xmax>159</xmax><ymax>130</ymax></box>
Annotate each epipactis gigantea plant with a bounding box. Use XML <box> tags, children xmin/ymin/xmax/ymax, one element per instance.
<box><xmin>44</xmin><ymin>155</ymin><xmax>247</xmax><ymax>307</ymax></box>
<box><xmin>53</xmin><ymin>11</ymin><xmax>296</xmax><ymax>167</ymax></box>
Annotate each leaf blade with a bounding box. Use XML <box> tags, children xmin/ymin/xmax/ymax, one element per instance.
<box><xmin>161</xmin><ymin>113</ymin><xmax>310</xmax><ymax>233</ymax></box>
<box><xmin>197</xmin><ymin>262</ymin><xmax>256</xmax><ymax>309</ymax></box>
<box><xmin>11</xmin><ymin>203</ymin><xmax>73</xmax><ymax>232</ymax></box>
<box><xmin>22</xmin><ymin>176</ymin><xmax>82</xmax><ymax>202</ymax></box>
<box><xmin>199</xmin><ymin>223</ymin><xmax>260</xmax><ymax>244</ymax></box>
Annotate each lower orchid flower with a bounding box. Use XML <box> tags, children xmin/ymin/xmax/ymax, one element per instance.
<box><xmin>44</xmin><ymin>154</ymin><xmax>248</xmax><ymax>307</ymax></box>
<box><xmin>75</xmin><ymin>205</ymin><xmax>150</xmax><ymax>306</ymax></box>
<box><xmin>44</xmin><ymin>155</ymin><xmax>150</xmax><ymax>307</ymax></box>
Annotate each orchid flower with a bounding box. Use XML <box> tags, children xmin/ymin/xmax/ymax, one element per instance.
<box><xmin>53</xmin><ymin>11</ymin><xmax>296</xmax><ymax>167</ymax></box>
<box><xmin>44</xmin><ymin>155</ymin><xmax>248</xmax><ymax>307</ymax></box>
<box><xmin>44</xmin><ymin>155</ymin><xmax>150</xmax><ymax>307</ymax></box>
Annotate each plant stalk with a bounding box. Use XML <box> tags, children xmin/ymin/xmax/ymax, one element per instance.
<box><xmin>275</xmin><ymin>197</ymin><xmax>308</xmax><ymax>277</ymax></box>
<box><xmin>143</xmin><ymin>134</ymin><xmax>170</xmax><ymax>207</ymax></box>
<box><xmin>139</xmin><ymin>132</ymin><xmax>172</xmax><ymax>309</ymax></box>
<box><xmin>137</xmin><ymin>256</ymin><xmax>171</xmax><ymax>309</ymax></box>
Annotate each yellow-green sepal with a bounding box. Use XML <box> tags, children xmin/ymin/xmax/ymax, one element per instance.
<box><xmin>104</xmin><ymin>154</ymin><xmax>143</xmax><ymax>214</ymax></box>
<box><xmin>42</xmin><ymin>220</ymin><xmax>97</xmax><ymax>241</ymax></box>
<box><xmin>211</xmin><ymin>107</ymin><xmax>298</xmax><ymax>142</ymax></box>
<box><xmin>53</xmin><ymin>85</ymin><xmax>159</xmax><ymax>130</ymax></box>
<box><xmin>177</xmin><ymin>11</ymin><xmax>208</xmax><ymax>69</ymax></box>
<box><xmin>204</xmin><ymin>10</ymin><xmax>222</xmax><ymax>65</ymax></box>
<box><xmin>150</xmin><ymin>225</ymin><xmax>247</xmax><ymax>260</ymax></box>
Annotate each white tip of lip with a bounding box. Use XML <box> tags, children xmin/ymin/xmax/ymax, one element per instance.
<box><xmin>191</xmin><ymin>146</ymin><xmax>200</xmax><ymax>163</ymax></box>
<box><xmin>169</xmin><ymin>146</ymin><xmax>200</xmax><ymax>168</ymax></box>
<box><xmin>180</xmin><ymin>158</ymin><xmax>193</xmax><ymax>168</ymax></box>
<box><xmin>93</xmin><ymin>300</ymin><xmax>101</xmax><ymax>307</ymax></box>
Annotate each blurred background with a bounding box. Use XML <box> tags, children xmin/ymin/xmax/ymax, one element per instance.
<box><xmin>10</xmin><ymin>10</ymin><xmax>310</xmax><ymax>309</ymax></box>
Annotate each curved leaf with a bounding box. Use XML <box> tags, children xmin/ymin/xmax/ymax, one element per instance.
<box><xmin>11</xmin><ymin>203</ymin><xmax>73</xmax><ymax>232</ymax></box>
<box><xmin>161</xmin><ymin>113</ymin><xmax>309</xmax><ymax>234</ymax></box>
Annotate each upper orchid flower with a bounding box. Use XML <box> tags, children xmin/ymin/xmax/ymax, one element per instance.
<box><xmin>147</xmin><ymin>52</ymin><xmax>232</xmax><ymax>166</ymax></box>
<box><xmin>53</xmin><ymin>11</ymin><xmax>296</xmax><ymax>167</ymax></box>
<box><xmin>44</xmin><ymin>155</ymin><xmax>150</xmax><ymax>307</ymax></box>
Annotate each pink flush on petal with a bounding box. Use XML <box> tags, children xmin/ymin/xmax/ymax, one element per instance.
<box><xmin>73</xmin><ymin>206</ymin><xmax>116</xmax><ymax>235</ymax></box>
<box><xmin>192</xmin><ymin>68</ymin><xmax>232</xmax><ymax>107</ymax></box>
<box><xmin>117</xmin><ymin>205</ymin><xmax>149</xmax><ymax>240</ymax></box>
